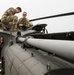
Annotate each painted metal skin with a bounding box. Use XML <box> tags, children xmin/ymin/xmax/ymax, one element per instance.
<box><xmin>18</xmin><ymin>36</ymin><xmax>74</xmax><ymax>61</ymax></box>
<box><xmin>0</xmin><ymin>12</ymin><xmax>74</xmax><ymax>75</ymax></box>
<box><xmin>26</xmin><ymin>38</ymin><xmax>74</xmax><ymax>61</ymax></box>
<box><xmin>0</xmin><ymin>29</ymin><xmax>74</xmax><ymax>75</ymax></box>
<box><xmin>4</xmin><ymin>44</ymin><xmax>47</xmax><ymax>75</ymax></box>
<box><xmin>0</xmin><ymin>30</ymin><xmax>48</xmax><ymax>75</ymax></box>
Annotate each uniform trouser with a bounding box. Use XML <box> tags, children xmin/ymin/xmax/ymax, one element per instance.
<box><xmin>1</xmin><ymin>15</ymin><xmax>18</xmax><ymax>30</ymax></box>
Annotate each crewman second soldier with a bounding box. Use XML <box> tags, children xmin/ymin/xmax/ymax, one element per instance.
<box><xmin>1</xmin><ymin>7</ymin><xmax>22</xmax><ymax>31</ymax></box>
<box><xmin>17</xmin><ymin>12</ymin><xmax>33</xmax><ymax>30</ymax></box>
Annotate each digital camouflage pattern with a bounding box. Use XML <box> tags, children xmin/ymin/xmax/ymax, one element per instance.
<box><xmin>1</xmin><ymin>7</ymin><xmax>18</xmax><ymax>30</ymax></box>
<box><xmin>18</xmin><ymin>18</ymin><xmax>31</xmax><ymax>28</ymax></box>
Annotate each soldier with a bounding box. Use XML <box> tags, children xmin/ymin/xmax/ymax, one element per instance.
<box><xmin>17</xmin><ymin>12</ymin><xmax>33</xmax><ymax>30</ymax></box>
<box><xmin>1</xmin><ymin>7</ymin><xmax>22</xmax><ymax>31</ymax></box>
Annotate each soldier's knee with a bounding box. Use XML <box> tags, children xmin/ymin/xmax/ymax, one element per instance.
<box><xmin>12</xmin><ymin>16</ymin><xmax>18</xmax><ymax>25</ymax></box>
<box><xmin>1</xmin><ymin>17</ymin><xmax>6</xmax><ymax>23</ymax></box>
<box><xmin>8</xmin><ymin>15</ymin><xmax>18</xmax><ymax>21</ymax></box>
<box><xmin>13</xmin><ymin>16</ymin><xmax>18</xmax><ymax>20</ymax></box>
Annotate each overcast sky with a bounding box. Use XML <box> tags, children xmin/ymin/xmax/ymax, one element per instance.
<box><xmin>0</xmin><ymin>0</ymin><xmax>74</xmax><ymax>33</ymax></box>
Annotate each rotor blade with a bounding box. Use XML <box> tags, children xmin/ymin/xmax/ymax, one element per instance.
<box><xmin>30</xmin><ymin>12</ymin><xmax>74</xmax><ymax>22</ymax></box>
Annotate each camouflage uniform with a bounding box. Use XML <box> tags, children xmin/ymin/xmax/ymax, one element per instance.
<box><xmin>17</xmin><ymin>18</ymin><xmax>32</xmax><ymax>30</ymax></box>
<box><xmin>1</xmin><ymin>7</ymin><xmax>18</xmax><ymax>30</ymax></box>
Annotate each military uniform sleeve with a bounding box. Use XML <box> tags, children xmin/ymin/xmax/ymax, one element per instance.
<box><xmin>25</xmin><ymin>18</ymin><xmax>30</xmax><ymax>27</ymax></box>
<box><xmin>6</xmin><ymin>8</ymin><xmax>15</xmax><ymax>16</ymax></box>
<box><xmin>18</xmin><ymin>18</ymin><xmax>23</xmax><ymax>25</ymax></box>
<box><xmin>17</xmin><ymin>18</ymin><xmax>24</xmax><ymax>27</ymax></box>
<box><xmin>7</xmin><ymin>10</ymin><xmax>13</xmax><ymax>15</ymax></box>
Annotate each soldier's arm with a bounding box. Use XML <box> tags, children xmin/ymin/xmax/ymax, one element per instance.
<box><xmin>7</xmin><ymin>9</ymin><xmax>13</xmax><ymax>15</ymax></box>
<box><xmin>17</xmin><ymin>18</ymin><xmax>22</xmax><ymax>25</ymax></box>
<box><xmin>17</xmin><ymin>18</ymin><xmax>23</xmax><ymax>26</ymax></box>
<box><xmin>25</xmin><ymin>18</ymin><xmax>31</xmax><ymax>27</ymax></box>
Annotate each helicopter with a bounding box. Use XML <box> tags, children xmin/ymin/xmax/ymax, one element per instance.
<box><xmin>0</xmin><ymin>12</ymin><xmax>74</xmax><ymax>75</ymax></box>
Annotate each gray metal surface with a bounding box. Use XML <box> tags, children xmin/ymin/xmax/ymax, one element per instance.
<box><xmin>0</xmin><ymin>30</ymin><xmax>74</xmax><ymax>75</ymax></box>
<box><xmin>4</xmin><ymin>44</ymin><xmax>47</xmax><ymax>75</ymax></box>
<box><xmin>22</xmin><ymin>48</ymin><xmax>74</xmax><ymax>68</ymax></box>
<box><xmin>0</xmin><ymin>29</ymin><xmax>36</xmax><ymax>36</ymax></box>
<box><xmin>25</xmin><ymin>38</ymin><xmax>74</xmax><ymax>61</ymax></box>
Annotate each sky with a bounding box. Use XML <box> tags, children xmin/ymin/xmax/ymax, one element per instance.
<box><xmin>0</xmin><ymin>0</ymin><xmax>74</xmax><ymax>33</ymax></box>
